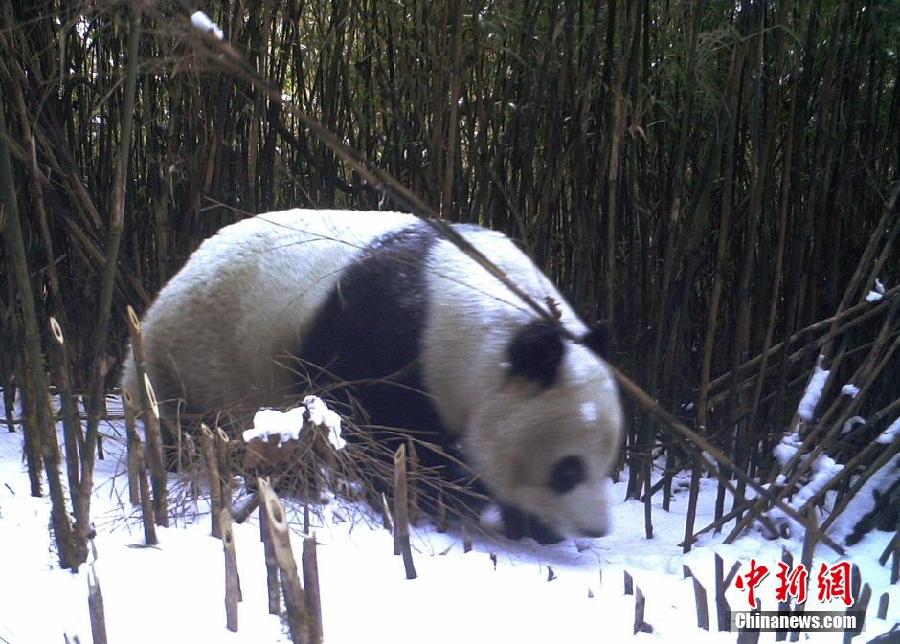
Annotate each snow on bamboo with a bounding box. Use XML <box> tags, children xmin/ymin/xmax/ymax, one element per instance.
<box><xmin>243</xmin><ymin>395</ymin><xmax>345</xmax><ymax>450</ymax></box>
<box><xmin>797</xmin><ymin>359</ymin><xmax>830</xmax><ymax>422</ymax></box>
<box><xmin>190</xmin><ymin>11</ymin><xmax>224</xmax><ymax>41</ymax></box>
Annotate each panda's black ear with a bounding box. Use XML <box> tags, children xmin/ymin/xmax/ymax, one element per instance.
<box><xmin>506</xmin><ymin>321</ymin><xmax>565</xmax><ymax>389</ymax></box>
<box><xmin>581</xmin><ymin>320</ymin><xmax>613</xmax><ymax>360</ymax></box>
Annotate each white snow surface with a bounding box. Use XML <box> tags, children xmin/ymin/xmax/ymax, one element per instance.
<box><xmin>0</xmin><ymin>393</ymin><xmax>896</xmax><ymax>643</ymax></box>
<box><xmin>797</xmin><ymin>361</ymin><xmax>830</xmax><ymax>422</ymax></box>
<box><xmin>190</xmin><ymin>11</ymin><xmax>224</xmax><ymax>40</ymax></box>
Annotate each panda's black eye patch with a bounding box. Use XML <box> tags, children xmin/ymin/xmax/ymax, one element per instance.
<box><xmin>507</xmin><ymin>321</ymin><xmax>565</xmax><ymax>389</ymax></box>
<box><xmin>549</xmin><ymin>455</ymin><xmax>585</xmax><ymax>494</ymax></box>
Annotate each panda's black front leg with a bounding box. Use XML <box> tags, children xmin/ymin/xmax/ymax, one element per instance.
<box><xmin>499</xmin><ymin>504</ymin><xmax>564</xmax><ymax>544</ymax></box>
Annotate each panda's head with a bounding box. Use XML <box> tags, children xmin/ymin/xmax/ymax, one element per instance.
<box><xmin>464</xmin><ymin>320</ymin><xmax>623</xmax><ymax>542</ymax></box>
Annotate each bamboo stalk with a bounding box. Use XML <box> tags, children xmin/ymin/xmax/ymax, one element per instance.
<box><xmin>79</xmin><ymin>3</ymin><xmax>144</xmax><ymax>565</ymax></box>
<box><xmin>302</xmin><ymin>535</ymin><xmax>323</xmax><ymax>644</ymax></box>
<box><xmin>87</xmin><ymin>567</ymin><xmax>108</xmax><ymax>644</ymax></box>
<box><xmin>0</xmin><ymin>71</ymin><xmax>75</xmax><ymax>569</ymax></box>
<box><xmin>258</xmin><ymin>478</ymin><xmax>309</xmax><ymax>644</ymax></box>
<box><xmin>201</xmin><ymin>424</ymin><xmax>223</xmax><ymax>539</ymax></box>
<box><xmin>221</xmin><ymin>507</ymin><xmax>239</xmax><ymax>632</ymax></box>
<box><xmin>122</xmin><ymin>389</ymin><xmax>141</xmax><ymax>505</ymax></box>
<box><xmin>48</xmin><ymin>317</ymin><xmax>82</xmax><ymax>516</ymax></box>
<box><xmin>392</xmin><ymin>444</ymin><xmax>417</xmax><ymax>579</ymax></box>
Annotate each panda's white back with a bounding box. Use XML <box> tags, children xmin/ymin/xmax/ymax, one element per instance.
<box><xmin>125</xmin><ymin>209</ymin><xmax>416</xmax><ymax>413</ymax></box>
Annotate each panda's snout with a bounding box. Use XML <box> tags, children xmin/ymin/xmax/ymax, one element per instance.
<box><xmin>579</xmin><ymin>526</ymin><xmax>608</xmax><ymax>539</ymax></box>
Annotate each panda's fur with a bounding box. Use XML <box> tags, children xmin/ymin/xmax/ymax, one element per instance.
<box><xmin>122</xmin><ymin>209</ymin><xmax>623</xmax><ymax>542</ymax></box>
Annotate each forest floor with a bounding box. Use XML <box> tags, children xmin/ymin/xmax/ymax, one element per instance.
<box><xmin>0</xmin><ymin>394</ymin><xmax>895</xmax><ymax>643</ymax></box>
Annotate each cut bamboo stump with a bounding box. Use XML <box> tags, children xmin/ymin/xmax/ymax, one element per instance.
<box><xmin>715</xmin><ymin>554</ymin><xmax>738</xmax><ymax>632</ymax></box>
<box><xmin>633</xmin><ymin>585</ymin><xmax>652</xmax><ymax>633</ymax></box>
<box><xmin>221</xmin><ymin>508</ymin><xmax>240</xmax><ymax>632</ymax></box>
<box><xmin>48</xmin><ymin>317</ymin><xmax>82</xmax><ymax>517</ymax></box>
<box><xmin>777</xmin><ymin>548</ymin><xmax>793</xmax><ymax>642</ymax></box>
<box><xmin>122</xmin><ymin>389</ymin><xmax>140</xmax><ymax>505</ymax></box>
<box><xmin>259</xmin><ymin>492</ymin><xmax>282</xmax><ymax>615</ymax></box>
<box><xmin>844</xmin><ymin>568</ymin><xmax>870</xmax><ymax>644</ymax></box>
<box><xmin>303</xmin><ymin>535</ymin><xmax>323</xmax><ymax>644</ymax></box>
<box><xmin>87</xmin><ymin>567</ymin><xmax>107</xmax><ymax>644</ymax></box>
<box><xmin>689</xmin><ymin>571</ymin><xmax>709</xmax><ymax>630</ymax></box>
<box><xmin>393</xmin><ymin>444</ymin><xmax>417</xmax><ymax>579</ymax></box>
<box><xmin>736</xmin><ymin>623</ymin><xmax>761</xmax><ymax>644</ymax></box>
<box><xmin>877</xmin><ymin>592</ymin><xmax>888</xmax><ymax>620</ymax></box>
<box><xmin>126</xmin><ymin>305</ymin><xmax>168</xmax><ymax>527</ymax></box>
<box><xmin>135</xmin><ymin>436</ymin><xmax>157</xmax><ymax>546</ymax></box>
<box><xmin>200</xmin><ymin>424</ymin><xmax>223</xmax><ymax>539</ymax></box>
<box><xmin>259</xmin><ymin>478</ymin><xmax>309</xmax><ymax>644</ymax></box>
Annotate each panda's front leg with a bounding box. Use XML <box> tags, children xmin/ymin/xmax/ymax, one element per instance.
<box><xmin>499</xmin><ymin>503</ymin><xmax>564</xmax><ymax>544</ymax></box>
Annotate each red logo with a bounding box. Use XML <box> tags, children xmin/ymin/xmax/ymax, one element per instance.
<box><xmin>734</xmin><ymin>559</ymin><xmax>769</xmax><ymax>608</ymax></box>
<box><xmin>775</xmin><ymin>562</ymin><xmax>808</xmax><ymax>604</ymax></box>
<box><xmin>817</xmin><ymin>562</ymin><xmax>853</xmax><ymax>606</ymax></box>
<box><xmin>734</xmin><ymin>560</ymin><xmax>854</xmax><ymax>608</ymax></box>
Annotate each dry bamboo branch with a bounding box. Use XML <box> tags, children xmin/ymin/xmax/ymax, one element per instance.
<box><xmin>393</xmin><ymin>443</ymin><xmax>417</xmax><ymax>579</ymax></box>
<box><xmin>609</xmin><ymin>365</ymin><xmax>845</xmax><ymax>554</ymax></box>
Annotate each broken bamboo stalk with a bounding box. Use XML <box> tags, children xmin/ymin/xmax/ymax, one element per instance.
<box><xmin>126</xmin><ymin>305</ymin><xmax>168</xmax><ymax>527</ymax></box>
<box><xmin>87</xmin><ymin>567</ymin><xmax>108</xmax><ymax>644</ymax></box>
<box><xmin>122</xmin><ymin>389</ymin><xmax>140</xmax><ymax>505</ymax></box>
<box><xmin>302</xmin><ymin>535</ymin><xmax>323</xmax><ymax>644</ymax></box>
<box><xmin>259</xmin><ymin>478</ymin><xmax>309</xmax><ymax>644</ymax></box>
<box><xmin>200</xmin><ymin>424</ymin><xmax>222</xmax><ymax>539</ymax></box>
<box><xmin>221</xmin><ymin>507</ymin><xmax>240</xmax><ymax>632</ymax></box>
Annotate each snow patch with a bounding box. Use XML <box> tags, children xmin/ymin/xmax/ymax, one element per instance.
<box><xmin>243</xmin><ymin>395</ymin><xmax>345</xmax><ymax>450</ymax></box>
<box><xmin>841</xmin><ymin>384</ymin><xmax>860</xmax><ymax>398</ymax></box>
<box><xmin>794</xmin><ymin>454</ymin><xmax>842</xmax><ymax>506</ymax></box>
<box><xmin>773</xmin><ymin>431</ymin><xmax>801</xmax><ymax>468</ymax></box>
<box><xmin>190</xmin><ymin>11</ymin><xmax>224</xmax><ymax>40</ymax></box>
<box><xmin>865</xmin><ymin>290</ymin><xmax>883</xmax><ymax>302</ymax></box>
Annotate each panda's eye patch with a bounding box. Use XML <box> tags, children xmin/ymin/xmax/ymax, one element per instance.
<box><xmin>549</xmin><ymin>455</ymin><xmax>585</xmax><ymax>494</ymax></box>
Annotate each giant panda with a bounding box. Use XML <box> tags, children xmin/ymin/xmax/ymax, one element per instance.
<box><xmin>121</xmin><ymin>209</ymin><xmax>624</xmax><ymax>543</ymax></box>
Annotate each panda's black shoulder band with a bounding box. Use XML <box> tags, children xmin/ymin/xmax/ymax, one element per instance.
<box><xmin>580</xmin><ymin>320</ymin><xmax>613</xmax><ymax>361</ymax></box>
<box><xmin>506</xmin><ymin>320</ymin><xmax>565</xmax><ymax>389</ymax></box>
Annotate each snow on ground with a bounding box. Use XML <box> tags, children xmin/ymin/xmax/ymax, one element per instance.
<box><xmin>0</xmin><ymin>394</ymin><xmax>896</xmax><ymax>643</ymax></box>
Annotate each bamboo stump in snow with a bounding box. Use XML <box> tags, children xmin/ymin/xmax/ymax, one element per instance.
<box><xmin>259</xmin><ymin>478</ymin><xmax>309</xmax><ymax>644</ymax></box>
<box><xmin>393</xmin><ymin>443</ymin><xmax>417</xmax><ymax>579</ymax></box>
